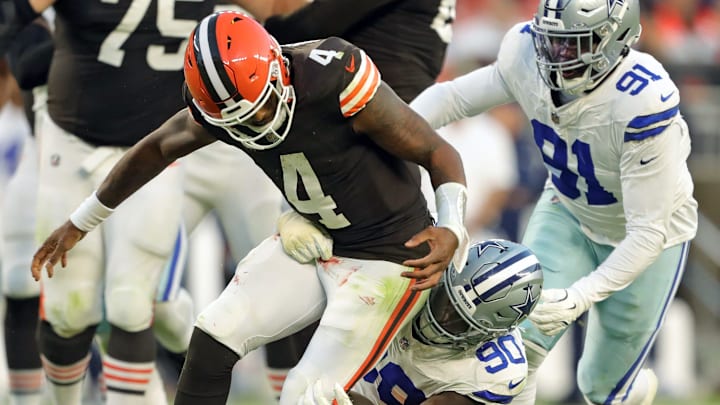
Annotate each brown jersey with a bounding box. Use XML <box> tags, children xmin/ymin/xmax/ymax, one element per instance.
<box><xmin>186</xmin><ymin>37</ymin><xmax>433</xmax><ymax>263</ymax></box>
<box><xmin>48</xmin><ymin>0</ymin><xmax>216</xmax><ymax>146</ymax></box>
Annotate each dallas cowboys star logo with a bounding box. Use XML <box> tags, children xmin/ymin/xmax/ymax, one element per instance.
<box><xmin>510</xmin><ymin>285</ymin><xmax>538</xmax><ymax>321</ymax></box>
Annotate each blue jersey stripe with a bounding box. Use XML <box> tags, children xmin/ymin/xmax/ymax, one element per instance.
<box><xmin>473</xmin><ymin>390</ymin><xmax>514</xmax><ymax>404</ymax></box>
<box><xmin>627</xmin><ymin>105</ymin><xmax>678</xmax><ymax>129</ymax></box>
<box><xmin>624</xmin><ymin>124</ymin><xmax>670</xmax><ymax>142</ymax></box>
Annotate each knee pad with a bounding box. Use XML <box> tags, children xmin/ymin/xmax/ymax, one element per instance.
<box><xmin>154</xmin><ymin>288</ymin><xmax>194</xmax><ymax>353</ymax></box>
<box><xmin>106</xmin><ymin>286</ymin><xmax>154</xmax><ymax>332</ymax></box>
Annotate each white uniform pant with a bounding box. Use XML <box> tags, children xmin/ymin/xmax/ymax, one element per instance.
<box><xmin>195</xmin><ymin>236</ymin><xmax>428</xmax><ymax>404</ymax></box>
<box><xmin>36</xmin><ymin>113</ymin><xmax>183</xmax><ymax>336</ymax></box>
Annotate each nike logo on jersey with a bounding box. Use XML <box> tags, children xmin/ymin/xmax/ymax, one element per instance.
<box><xmin>345</xmin><ymin>55</ymin><xmax>356</xmax><ymax>73</ymax></box>
<box><xmin>640</xmin><ymin>156</ymin><xmax>658</xmax><ymax>165</ymax></box>
<box><xmin>508</xmin><ymin>378</ymin><xmax>526</xmax><ymax>390</ymax></box>
<box><xmin>660</xmin><ymin>92</ymin><xmax>674</xmax><ymax>102</ymax></box>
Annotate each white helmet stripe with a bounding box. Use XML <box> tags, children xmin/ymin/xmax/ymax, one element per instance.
<box><xmin>197</xmin><ymin>18</ymin><xmax>232</xmax><ymax>102</ymax></box>
<box><xmin>466</xmin><ymin>255</ymin><xmax>540</xmax><ymax>302</ymax></box>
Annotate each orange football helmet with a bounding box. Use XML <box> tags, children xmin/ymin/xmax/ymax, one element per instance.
<box><xmin>184</xmin><ymin>11</ymin><xmax>295</xmax><ymax>150</ymax></box>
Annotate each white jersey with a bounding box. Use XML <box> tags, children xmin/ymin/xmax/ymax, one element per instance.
<box><xmin>352</xmin><ymin>325</ymin><xmax>527</xmax><ymax>404</ymax></box>
<box><xmin>411</xmin><ymin>22</ymin><xmax>698</xmax><ymax>301</ymax></box>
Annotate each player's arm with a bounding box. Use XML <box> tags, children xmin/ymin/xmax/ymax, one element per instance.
<box><xmin>0</xmin><ymin>0</ymin><xmax>53</xmax><ymax>55</ymax></box>
<box><xmin>410</xmin><ymin>64</ymin><xmax>514</xmax><ymax>130</ymax></box>
<box><xmin>410</xmin><ymin>23</ymin><xmax>530</xmax><ymax>129</ymax></box>
<box><xmin>352</xmin><ymin>81</ymin><xmax>469</xmax><ymax>290</ymax></box>
<box><xmin>264</xmin><ymin>0</ymin><xmax>399</xmax><ymax>43</ymax></box>
<box><xmin>30</xmin><ymin>109</ymin><xmax>216</xmax><ymax>280</ymax></box>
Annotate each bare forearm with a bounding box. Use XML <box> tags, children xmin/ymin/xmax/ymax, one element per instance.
<box><xmin>95</xmin><ymin>110</ymin><xmax>213</xmax><ymax>208</ymax></box>
<box><xmin>95</xmin><ymin>134</ymin><xmax>174</xmax><ymax>208</ymax></box>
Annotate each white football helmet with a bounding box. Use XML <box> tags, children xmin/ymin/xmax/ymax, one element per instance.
<box><xmin>413</xmin><ymin>239</ymin><xmax>543</xmax><ymax>351</ymax></box>
<box><xmin>531</xmin><ymin>0</ymin><xmax>642</xmax><ymax>94</ymax></box>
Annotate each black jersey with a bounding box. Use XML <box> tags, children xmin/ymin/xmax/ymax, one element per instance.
<box><xmin>264</xmin><ymin>0</ymin><xmax>455</xmax><ymax>103</ymax></box>
<box><xmin>48</xmin><ymin>0</ymin><xmax>215</xmax><ymax>146</ymax></box>
<box><xmin>186</xmin><ymin>37</ymin><xmax>432</xmax><ymax>263</ymax></box>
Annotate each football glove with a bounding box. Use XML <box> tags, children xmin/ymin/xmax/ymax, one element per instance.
<box><xmin>277</xmin><ymin>210</ymin><xmax>333</xmax><ymax>263</ymax></box>
<box><xmin>528</xmin><ymin>286</ymin><xmax>592</xmax><ymax>336</ymax></box>
<box><xmin>297</xmin><ymin>380</ymin><xmax>352</xmax><ymax>405</ymax></box>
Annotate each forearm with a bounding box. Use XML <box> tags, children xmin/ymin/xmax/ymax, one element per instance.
<box><xmin>95</xmin><ymin>110</ymin><xmax>210</xmax><ymax>208</ymax></box>
<box><xmin>573</xmin><ymin>228</ymin><xmax>665</xmax><ymax>302</ymax></box>
<box><xmin>95</xmin><ymin>134</ymin><xmax>174</xmax><ymax>208</ymax></box>
<box><xmin>410</xmin><ymin>64</ymin><xmax>514</xmax><ymax>130</ymax></box>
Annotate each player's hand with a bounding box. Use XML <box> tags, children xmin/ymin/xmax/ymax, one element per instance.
<box><xmin>277</xmin><ymin>210</ymin><xmax>333</xmax><ymax>263</ymax></box>
<box><xmin>298</xmin><ymin>380</ymin><xmax>351</xmax><ymax>405</ymax></box>
<box><xmin>529</xmin><ymin>287</ymin><xmax>592</xmax><ymax>336</ymax></box>
<box><xmin>31</xmin><ymin>220</ymin><xmax>87</xmax><ymax>281</ymax></box>
<box><xmin>401</xmin><ymin>226</ymin><xmax>459</xmax><ymax>291</ymax></box>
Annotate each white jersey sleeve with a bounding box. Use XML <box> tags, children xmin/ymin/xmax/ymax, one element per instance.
<box><xmin>353</xmin><ymin>326</ymin><xmax>527</xmax><ymax>404</ymax></box>
<box><xmin>409</xmin><ymin>24</ymin><xmax>523</xmax><ymax>129</ymax></box>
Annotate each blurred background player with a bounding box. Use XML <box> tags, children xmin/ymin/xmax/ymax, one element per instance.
<box><xmin>409</xmin><ymin>0</ymin><xmax>698</xmax><ymax>404</ymax></box>
<box><xmin>1</xmin><ymin>12</ymin><xmax>51</xmax><ymax>405</ymax></box>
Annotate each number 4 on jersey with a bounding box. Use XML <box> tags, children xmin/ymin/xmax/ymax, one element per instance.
<box><xmin>280</xmin><ymin>153</ymin><xmax>350</xmax><ymax>229</ymax></box>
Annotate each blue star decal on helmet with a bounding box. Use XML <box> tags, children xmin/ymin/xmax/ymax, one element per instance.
<box><xmin>607</xmin><ymin>0</ymin><xmax>623</xmax><ymax>13</ymax></box>
<box><xmin>510</xmin><ymin>285</ymin><xmax>538</xmax><ymax>320</ymax></box>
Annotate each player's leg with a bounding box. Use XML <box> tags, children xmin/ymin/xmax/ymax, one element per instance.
<box><xmin>175</xmin><ymin>236</ymin><xmax>325</xmax><ymax>405</ymax></box>
<box><xmin>35</xmin><ymin>114</ymin><xmax>105</xmax><ymax>405</ymax></box>
<box><xmin>101</xmin><ymin>157</ymin><xmax>183</xmax><ymax>405</ymax></box>
<box><xmin>208</xmin><ymin>146</ymin><xmax>289</xmax><ymax>400</ymax></box>
<box><xmin>278</xmin><ymin>257</ymin><xmax>430</xmax><ymax>405</ymax></box>
<box><xmin>512</xmin><ymin>189</ymin><xmax>599</xmax><ymax>405</ymax></box>
<box><xmin>576</xmin><ymin>242</ymin><xmax>689</xmax><ymax>405</ymax></box>
<box><xmin>2</xmin><ymin>132</ymin><xmax>44</xmax><ymax>405</ymax></box>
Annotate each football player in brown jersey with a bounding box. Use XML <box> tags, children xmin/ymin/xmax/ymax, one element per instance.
<box><xmin>32</xmin><ymin>11</ymin><xmax>469</xmax><ymax>405</ymax></box>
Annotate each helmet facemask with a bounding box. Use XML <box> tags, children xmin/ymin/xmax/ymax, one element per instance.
<box><xmin>198</xmin><ymin>57</ymin><xmax>296</xmax><ymax>150</ymax></box>
<box><xmin>185</xmin><ymin>12</ymin><xmax>296</xmax><ymax>150</ymax></box>
<box><xmin>532</xmin><ymin>0</ymin><xmax>641</xmax><ymax>95</ymax></box>
<box><xmin>413</xmin><ymin>274</ymin><xmax>506</xmax><ymax>351</ymax></box>
<box><xmin>413</xmin><ymin>240</ymin><xmax>543</xmax><ymax>351</ymax></box>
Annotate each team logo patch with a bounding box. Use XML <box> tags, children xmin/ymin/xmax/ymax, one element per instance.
<box><xmin>50</xmin><ymin>154</ymin><xmax>61</xmax><ymax>167</ymax></box>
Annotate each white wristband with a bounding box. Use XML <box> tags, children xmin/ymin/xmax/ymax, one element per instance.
<box><xmin>435</xmin><ymin>182</ymin><xmax>470</xmax><ymax>272</ymax></box>
<box><xmin>69</xmin><ymin>192</ymin><xmax>115</xmax><ymax>232</ymax></box>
